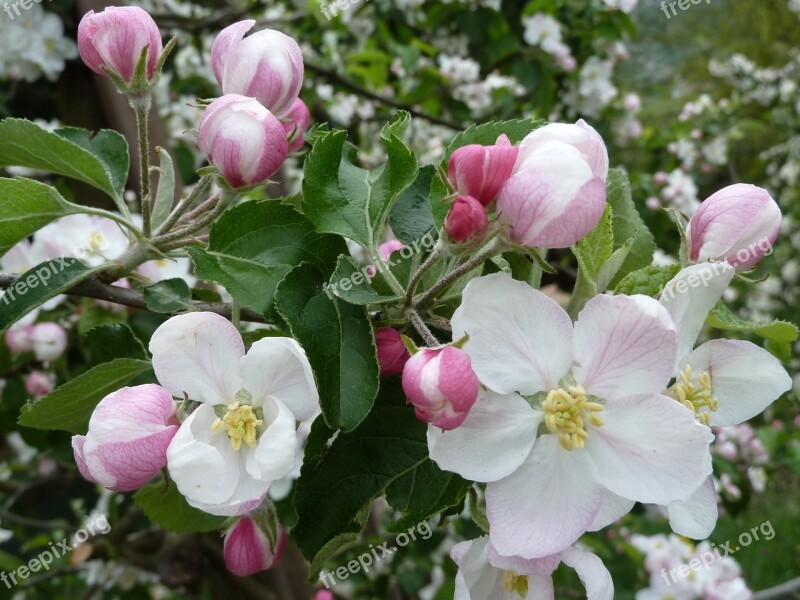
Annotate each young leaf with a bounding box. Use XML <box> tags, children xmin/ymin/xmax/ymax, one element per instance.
<box><xmin>707</xmin><ymin>303</ymin><xmax>799</xmax><ymax>344</ymax></box>
<box><xmin>614</xmin><ymin>264</ymin><xmax>682</xmax><ymax>296</ymax></box>
<box><xmin>142</xmin><ymin>278</ymin><xmax>193</xmax><ymax>314</ymax></box>
<box><xmin>151</xmin><ymin>147</ymin><xmax>176</xmax><ymax>230</ymax></box>
<box><xmin>275</xmin><ymin>263</ymin><xmax>379</xmax><ymax>431</ymax></box>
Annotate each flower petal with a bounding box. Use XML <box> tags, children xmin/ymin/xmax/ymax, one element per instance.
<box><xmin>487</xmin><ymin>435</ymin><xmax>605</xmax><ymax>559</ymax></box>
<box><xmin>240</xmin><ymin>336</ymin><xmax>319</xmax><ymax>421</ymax></box>
<box><xmin>150</xmin><ymin>312</ymin><xmax>244</xmax><ymax>405</ymax></box>
<box><xmin>452</xmin><ymin>273</ymin><xmax>573</xmax><ymax>395</ymax></box>
<box><xmin>686</xmin><ymin>339</ymin><xmax>792</xmax><ymax>426</ymax></box>
<box><xmin>560</xmin><ymin>547</ymin><xmax>614</xmax><ymax>600</ymax></box>
<box><xmin>249</xmin><ymin>396</ymin><xmax>298</xmax><ymax>482</ymax></box>
<box><xmin>452</xmin><ymin>537</ymin><xmax>504</xmax><ymax>600</ymax></box>
<box><xmin>587</xmin><ymin>492</ymin><xmax>635</xmax><ymax>531</ymax></box>
<box><xmin>659</xmin><ymin>263</ymin><xmax>735</xmax><ymax>372</ymax></box>
<box><xmin>574</xmin><ymin>294</ymin><xmax>677</xmax><ymax>399</ymax></box>
<box><xmin>667</xmin><ymin>476</ymin><xmax>718</xmax><ymax>540</ymax></box>
<box><xmin>586</xmin><ymin>394</ymin><xmax>713</xmax><ymax>505</ymax></box>
<box><xmin>427</xmin><ymin>390</ymin><xmax>541</xmax><ymax>482</ymax></box>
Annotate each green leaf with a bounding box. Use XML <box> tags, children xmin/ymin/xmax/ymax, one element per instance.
<box><xmin>275</xmin><ymin>263</ymin><xmax>378</xmax><ymax>431</ymax></box>
<box><xmin>327</xmin><ymin>255</ymin><xmax>401</xmax><ymax>305</ymax></box>
<box><xmin>151</xmin><ymin>147</ymin><xmax>176</xmax><ymax>229</ymax></box>
<box><xmin>615</xmin><ymin>264</ymin><xmax>682</xmax><ymax>296</ymax></box>
<box><xmin>0</xmin><ymin>119</ymin><xmax>127</xmax><ymax>205</ymax></box>
<box><xmin>18</xmin><ymin>358</ymin><xmax>152</xmax><ymax>433</ymax></box>
<box><xmin>707</xmin><ymin>303</ymin><xmax>799</xmax><ymax>344</ymax></box>
<box><xmin>143</xmin><ymin>278</ymin><xmax>193</xmax><ymax>313</ymax></box>
<box><xmin>292</xmin><ymin>380</ymin><xmax>469</xmax><ymax>571</ymax></box>
<box><xmin>605</xmin><ymin>168</ymin><xmax>656</xmax><ymax>285</ymax></box>
<box><xmin>188</xmin><ymin>201</ymin><xmax>345</xmax><ymax>315</ymax></box>
<box><xmin>440</xmin><ymin>118</ymin><xmax>544</xmax><ymax>165</ymax></box>
<box><xmin>55</xmin><ymin>127</ymin><xmax>130</xmax><ymax>205</ymax></box>
<box><xmin>574</xmin><ymin>205</ymin><xmax>613</xmax><ymax>281</ymax></box>
<box><xmin>85</xmin><ymin>323</ymin><xmax>147</xmax><ymax>362</ymax></box>
<box><xmin>134</xmin><ymin>482</ymin><xmax>226</xmax><ymax>533</ymax></box>
<box><xmin>302</xmin><ymin>112</ymin><xmax>419</xmax><ymax>248</ymax></box>
<box><xmin>0</xmin><ymin>258</ymin><xmax>102</xmax><ymax>332</ymax></box>
<box><xmin>388</xmin><ymin>164</ymin><xmax>437</xmax><ymax>246</ymax></box>
<box><xmin>0</xmin><ymin>178</ymin><xmax>81</xmax><ymax>256</ymax></box>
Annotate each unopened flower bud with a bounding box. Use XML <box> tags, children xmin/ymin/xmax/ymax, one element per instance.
<box><xmin>223</xmin><ymin>516</ymin><xmax>286</xmax><ymax>577</ymax></box>
<box><xmin>445</xmin><ymin>195</ymin><xmax>488</xmax><ymax>243</ymax></box>
<box><xmin>282</xmin><ymin>98</ymin><xmax>311</xmax><ymax>153</ymax></box>
<box><xmin>447</xmin><ymin>134</ymin><xmax>518</xmax><ymax>206</ymax></box>
<box><xmin>30</xmin><ymin>322</ymin><xmax>68</xmax><ymax>363</ymax></box>
<box><xmin>402</xmin><ymin>346</ymin><xmax>479</xmax><ymax>430</ymax></box>
<box><xmin>25</xmin><ymin>371</ymin><xmax>54</xmax><ymax>397</ymax></box>
<box><xmin>375</xmin><ymin>327</ymin><xmax>410</xmax><ymax>377</ymax></box>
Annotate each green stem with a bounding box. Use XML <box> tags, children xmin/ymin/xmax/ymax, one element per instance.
<box><xmin>404</xmin><ymin>236</ymin><xmax>445</xmax><ymax>307</ymax></box>
<box><xmin>414</xmin><ymin>238</ymin><xmax>504</xmax><ymax>309</ymax></box>
<box><xmin>408</xmin><ymin>310</ymin><xmax>439</xmax><ymax>346</ymax></box>
<box><xmin>132</xmin><ymin>94</ymin><xmax>153</xmax><ymax>238</ymax></box>
<box><xmin>372</xmin><ymin>251</ymin><xmax>405</xmax><ymax>297</ymax></box>
<box><xmin>81</xmin><ymin>207</ymin><xmax>145</xmax><ymax>242</ymax></box>
<box><xmin>155</xmin><ymin>174</ymin><xmax>213</xmax><ymax>236</ymax></box>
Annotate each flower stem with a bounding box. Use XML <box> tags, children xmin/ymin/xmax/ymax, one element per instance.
<box><xmin>155</xmin><ymin>174</ymin><xmax>213</xmax><ymax>236</ymax></box>
<box><xmin>404</xmin><ymin>236</ymin><xmax>445</xmax><ymax>307</ymax></box>
<box><xmin>131</xmin><ymin>94</ymin><xmax>153</xmax><ymax>238</ymax></box>
<box><xmin>408</xmin><ymin>310</ymin><xmax>439</xmax><ymax>346</ymax></box>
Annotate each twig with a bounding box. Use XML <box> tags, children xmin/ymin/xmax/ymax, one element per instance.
<box><xmin>0</xmin><ymin>273</ymin><xmax>268</xmax><ymax>324</ymax></box>
<box><xmin>755</xmin><ymin>577</ymin><xmax>800</xmax><ymax>600</ymax></box>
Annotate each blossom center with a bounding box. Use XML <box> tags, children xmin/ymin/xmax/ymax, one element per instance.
<box><xmin>668</xmin><ymin>365</ymin><xmax>718</xmax><ymax>425</ymax></box>
<box><xmin>211</xmin><ymin>399</ymin><xmax>263</xmax><ymax>451</ymax></box>
<box><xmin>502</xmin><ymin>571</ymin><xmax>529</xmax><ymax>597</ymax></box>
<box><xmin>542</xmin><ymin>385</ymin><xmax>604</xmax><ymax>451</ymax></box>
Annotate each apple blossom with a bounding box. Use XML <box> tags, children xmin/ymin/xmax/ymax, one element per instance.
<box><xmin>25</xmin><ymin>371</ymin><xmax>53</xmax><ymax>396</ymax></box>
<box><xmin>447</xmin><ymin>134</ymin><xmax>519</xmax><ymax>206</ymax></box>
<box><xmin>72</xmin><ymin>384</ymin><xmax>179</xmax><ymax>492</ymax></box>
<box><xmin>445</xmin><ymin>195</ymin><xmax>489</xmax><ymax>243</ymax></box>
<box><xmin>78</xmin><ymin>7</ymin><xmax>163</xmax><ymax>84</ymax></box>
<box><xmin>452</xmin><ymin>535</ymin><xmax>613</xmax><ymax>600</ymax></box>
<box><xmin>212</xmin><ymin>20</ymin><xmax>304</xmax><ymax>116</ymax></box>
<box><xmin>430</xmin><ymin>273</ymin><xmax>713</xmax><ymax>559</ymax></box>
<box><xmin>5</xmin><ymin>325</ymin><xmax>34</xmax><ymax>354</ymax></box>
<box><xmin>686</xmin><ymin>184</ymin><xmax>782</xmax><ymax>269</ymax></box>
<box><xmin>496</xmin><ymin>121</ymin><xmax>608</xmax><ymax>248</ymax></box>
<box><xmin>375</xmin><ymin>327</ymin><xmax>410</xmax><ymax>377</ymax></box>
<box><xmin>223</xmin><ymin>515</ymin><xmax>286</xmax><ymax>577</ymax></box>
<box><xmin>402</xmin><ymin>346</ymin><xmax>479</xmax><ymax>430</ymax></box>
<box><xmin>658</xmin><ymin>263</ymin><xmax>791</xmax><ymax>538</ymax></box>
<box><xmin>30</xmin><ymin>322</ymin><xmax>68</xmax><ymax>363</ymax></box>
<box><xmin>198</xmin><ymin>94</ymin><xmax>289</xmax><ymax>189</ymax></box>
<box><xmin>281</xmin><ymin>98</ymin><xmax>311</xmax><ymax>153</ymax></box>
<box><xmin>150</xmin><ymin>312</ymin><xmax>319</xmax><ymax>516</ymax></box>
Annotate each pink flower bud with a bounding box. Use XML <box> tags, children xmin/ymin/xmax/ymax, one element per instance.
<box><xmin>445</xmin><ymin>195</ymin><xmax>488</xmax><ymax>243</ymax></box>
<box><xmin>78</xmin><ymin>7</ymin><xmax>163</xmax><ymax>83</ymax></box>
<box><xmin>30</xmin><ymin>323</ymin><xmax>68</xmax><ymax>363</ymax></box>
<box><xmin>25</xmin><ymin>371</ymin><xmax>54</xmax><ymax>397</ymax></box>
<box><xmin>367</xmin><ymin>240</ymin><xmax>405</xmax><ymax>278</ymax></box>
<box><xmin>375</xmin><ymin>327</ymin><xmax>410</xmax><ymax>377</ymax></box>
<box><xmin>447</xmin><ymin>134</ymin><xmax>518</xmax><ymax>206</ymax></box>
<box><xmin>315</xmin><ymin>591</ymin><xmax>335</xmax><ymax>600</ymax></box>
<box><xmin>402</xmin><ymin>347</ymin><xmax>479</xmax><ymax>430</ymax></box>
<box><xmin>198</xmin><ymin>95</ymin><xmax>289</xmax><ymax>189</ymax></box>
<box><xmin>223</xmin><ymin>516</ymin><xmax>285</xmax><ymax>577</ymax></box>
<box><xmin>496</xmin><ymin>121</ymin><xmax>608</xmax><ymax>249</ymax></box>
<box><xmin>654</xmin><ymin>171</ymin><xmax>669</xmax><ymax>186</ymax></box>
<box><xmin>687</xmin><ymin>184</ymin><xmax>782</xmax><ymax>269</ymax></box>
<box><xmin>72</xmin><ymin>384</ymin><xmax>179</xmax><ymax>492</ymax></box>
<box><xmin>282</xmin><ymin>98</ymin><xmax>311</xmax><ymax>153</ymax></box>
<box><xmin>6</xmin><ymin>325</ymin><xmax>34</xmax><ymax>354</ymax></box>
<box><xmin>212</xmin><ymin>20</ymin><xmax>304</xmax><ymax>116</ymax></box>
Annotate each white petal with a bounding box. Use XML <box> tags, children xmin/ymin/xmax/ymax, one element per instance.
<box><xmin>587</xmin><ymin>492</ymin><xmax>635</xmax><ymax>531</ymax></box>
<box><xmin>150</xmin><ymin>312</ymin><xmax>244</xmax><ymax>405</ymax></box>
<box><xmin>166</xmin><ymin>405</ymin><xmax>240</xmax><ymax>507</ymax></box>
<box><xmin>685</xmin><ymin>339</ymin><xmax>792</xmax><ymax>426</ymax></box>
<box><xmin>428</xmin><ymin>390</ymin><xmax>541</xmax><ymax>482</ymax></box>
<box><xmin>586</xmin><ymin>394</ymin><xmax>713</xmax><ymax>504</ymax></box>
<box><xmin>487</xmin><ymin>435</ymin><xmax>605</xmax><ymax>559</ymax></box>
<box><xmin>560</xmin><ymin>547</ymin><xmax>614</xmax><ymax>600</ymax></box>
<box><xmin>202</xmin><ymin>467</ymin><xmax>270</xmax><ymax>517</ymax></box>
<box><xmin>249</xmin><ymin>396</ymin><xmax>299</xmax><ymax>482</ymax></box>
<box><xmin>240</xmin><ymin>337</ymin><xmax>319</xmax><ymax>421</ymax></box>
<box><xmin>574</xmin><ymin>295</ymin><xmax>677</xmax><ymax>399</ymax></box>
<box><xmin>452</xmin><ymin>273</ymin><xmax>573</xmax><ymax>395</ymax></box>
<box><xmin>667</xmin><ymin>476</ymin><xmax>718</xmax><ymax>539</ymax></box>
<box><xmin>659</xmin><ymin>263</ymin><xmax>735</xmax><ymax>371</ymax></box>
<box><xmin>452</xmin><ymin>538</ymin><xmax>501</xmax><ymax>600</ymax></box>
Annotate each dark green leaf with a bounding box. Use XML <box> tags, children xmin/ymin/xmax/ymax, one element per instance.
<box><xmin>143</xmin><ymin>278</ymin><xmax>193</xmax><ymax>313</ymax></box>
<box><xmin>85</xmin><ymin>323</ymin><xmax>147</xmax><ymax>362</ymax></box>
<box><xmin>134</xmin><ymin>482</ymin><xmax>226</xmax><ymax>533</ymax></box>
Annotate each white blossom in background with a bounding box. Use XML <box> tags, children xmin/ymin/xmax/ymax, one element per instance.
<box><xmin>0</xmin><ymin>6</ymin><xmax>77</xmax><ymax>82</ymax></box>
<box><xmin>661</xmin><ymin>168</ymin><xmax>699</xmax><ymax>213</ymax></box>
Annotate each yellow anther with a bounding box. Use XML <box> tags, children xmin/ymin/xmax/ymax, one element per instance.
<box><xmin>668</xmin><ymin>365</ymin><xmax>718</xmax><ymax>425</ymax></box>
<box><xmin>210</xmin><ymin>400</ymin><xmax>263</xmax><ymax>451</ymax></box>
<box><xmin>542</xmin><ymin>385</ymin><xmax>604</xmax><ymax>451</ymax></box>
<box><xmin>502</xmin><ymin>571</ymin><xmax>529</xmax><ymax>597</ymax></box>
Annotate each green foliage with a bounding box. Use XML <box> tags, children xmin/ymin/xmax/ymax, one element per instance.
<box><xmin>143</xmin><ymin>278</ymin><xmax>194</xmax><ymax>313</ymax></box>
<box><xmin>134</xmin><ymin>481</ymin><xmax>226</xmax><ymax>534</ymax></box>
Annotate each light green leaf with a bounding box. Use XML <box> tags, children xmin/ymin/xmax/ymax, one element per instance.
<box><xmin>0</xmin><ymin>178</ymin><xmax>81</xmax><ymax>256</ymax></box>
<box><xmin>614</xmin><ymin>264</ymin><xmax>682</xmax><ymax>296</ymax></box>
<box><xmin>606</xmin><ymin>168</ymin><xmax>656</xmax><ymax>285</ymax></box>
<box><xmin>707</xmin><ymin>303</ymin><xmax>799</xmax><ymax>344</ymax></box>
<box><xmin>18</xmin><ymin>358</ymin><xmax>152</xmax><ymax>433</ymax></box>
<box><xmin>151</xmin><ymin>147</ymin><xmax>176</xmax><ymax>230</ymax></box>
<box><xmin>274</xmin><ymin>263</ymin><xmax>378</xmax><ymax>431</ymax></box>
<box><xmin>574</xmin><ymin>205</ymin><xmax>613</xmax><ymax>281</ymax></box>
<box><xmin>302</xmin><ymin>112</ymin><xmax>419</xmax><ymax>248</ymax></box>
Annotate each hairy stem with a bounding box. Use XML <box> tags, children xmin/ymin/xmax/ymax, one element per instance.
<box><xmin>404</xmin><ymin>236</ymin><xmax>445</xmax><ymax>307</ymax></box>
<box><xmin>132</xmin><ymin>94</ymin><xmax>153</xmax><ymax>238</ymax></box>
<box><xmin>408</xmin><ymin>309</ymin><xmax>439</xmax><ymax>346</ymax></box>
<box><xmin>155</xmin><ymin>174</ymin><xmax>213</xmax><ymax>236</ymax></box>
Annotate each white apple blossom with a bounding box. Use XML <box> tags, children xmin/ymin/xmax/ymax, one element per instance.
<box><xmin>429</xmin><ymin>273</ymin><xmax>713</xmax><ymax>559</ymax></box>
<box><xmin>150</xmin><ymin>312</ymin><xmax>319</xmax><ymax>516</ymax></box>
